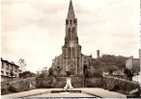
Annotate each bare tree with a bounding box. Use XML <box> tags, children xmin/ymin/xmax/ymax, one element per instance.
<box><xmin>18</xmin><ymin>58</ymin><xmax>26</xmax><ymax>72</ymax></box>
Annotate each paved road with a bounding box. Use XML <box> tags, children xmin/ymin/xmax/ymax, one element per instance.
<box><xmin>2</xmin><ymin>88</ymin><xmax>126</xmax><ymax>98</ymax></box>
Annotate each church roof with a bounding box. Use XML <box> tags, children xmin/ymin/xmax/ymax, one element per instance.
<box><xmin>67</xmin><ymin>0</ymin><xmax>75</xmax><ymax>19</ymax></box>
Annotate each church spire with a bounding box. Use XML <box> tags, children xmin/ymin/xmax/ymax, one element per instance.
<box><xmin>67</xmin><ymin>0</ymin><xmax>75</xmax><ymax>19</ymax></box>
<box><xmin>64</xmin><ymin>0</ymin><xmax>79</xmax><ymax>47</ymax></box>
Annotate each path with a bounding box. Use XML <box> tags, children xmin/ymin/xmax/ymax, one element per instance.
<box><xmin>1</xmin><ymin>88</ymin><xmax>126</xmax><ymax>98</ymax></box>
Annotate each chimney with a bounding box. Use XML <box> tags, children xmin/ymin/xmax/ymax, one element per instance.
<box><xmin>97</xmin><ymin>50</ymin><xmax>100</xmax><ymax>59</ymax></box>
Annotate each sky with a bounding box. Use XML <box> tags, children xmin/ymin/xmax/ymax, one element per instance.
<box><xmin>1</xmin><ymin>0</ymin><xmax>140</xmax><ymax>72</ymax></box>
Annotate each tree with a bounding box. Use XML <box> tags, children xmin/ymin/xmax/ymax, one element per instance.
<box><xmin>18</xmin><ymin>58</ymin><xmax>26</xmax><ymax>72</ymax></box>
<box><xmin>95</xmin><ymin>54</ymin><xmax>127</xmax><ymax>72</ymax></box>
<box><xmin>124</xmin><ymin>68</ymin><xmax>133</xmax><ymax>80</ymax></box>
<box><xmin>48</xmin><ymin>68</ymin><xmax>54</xmax><ymax>76</ymax></box>
<box><xmin>37</xmin><ymin>67</ymin><xmax>54</xmax><ymax>78</ymax></box>
<box><xmin>19</xmin><ymin>71</ymin><xmax>36</xmax><ymax>78</ymax></box>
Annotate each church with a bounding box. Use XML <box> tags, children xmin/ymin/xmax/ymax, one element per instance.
<box><xmin>51</xmin><ymin>0</ymin><xmax>95</xmax><ymax>77</ymax></box>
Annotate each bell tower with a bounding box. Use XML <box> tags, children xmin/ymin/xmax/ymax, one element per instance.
<box><xmin>62</xmin><ymin>0</ymin><xmax>82</xmax><ymax>75</ymax></box>
<box><xmin>65</xmin><ymin>0</ymin><xmax>78</xmax><ymax>47</ymax></box>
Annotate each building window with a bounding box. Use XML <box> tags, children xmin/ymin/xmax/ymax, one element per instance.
<box><xmin>2</xmin><ymin>62</ymin><xmax>4</xmax><ymax>68</ymax></box>
<box><xmin>6</xmin><ymin>72</ymin><xmax>9</xmax><ymax>76</ymax></box>
<box><xmin>70</xmin><ymin>20</ymin><xmax>72</xmax><ymax>25</ymax></box>
<box><xmin>66</xmin><ymin>20</ymin><xmax>68</xmax><ymax>25</ymax></box>
<box><xmin>74</xmin><ymin>19</ymin><xmax>77</xmax><ymax>24</ymax></box>
<box><xmin>1</xmin><ymin>71</ymin><xmax>4</xmax><ymax>74</ymax></box>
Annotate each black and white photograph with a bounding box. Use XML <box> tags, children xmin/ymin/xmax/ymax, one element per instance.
<box><xmin>1</xmin><ymin>0</ymin><xmax>141</xmax><ymax>98</ymax></box>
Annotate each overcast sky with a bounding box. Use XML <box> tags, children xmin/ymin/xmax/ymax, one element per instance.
<box><xmin>1</xmin><ymin>0</ymin><xmax>140</xmax><ymax>72</ymax></box>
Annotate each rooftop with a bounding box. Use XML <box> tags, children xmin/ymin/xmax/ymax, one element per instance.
<box><xmin>1</xmin><ymin>58</ymin><xmax>19</xmax><ymax>68</ymax></box>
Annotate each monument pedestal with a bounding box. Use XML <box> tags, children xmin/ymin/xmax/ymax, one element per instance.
<box><xmin>51</xmin><ymin>76</ymin><xmax>81</xmax><ymax>93</ymax></box>
<box><xmin>64</xmin><ymin>77</ymin><xmax>73</xmax><ymax>90</ymax></box>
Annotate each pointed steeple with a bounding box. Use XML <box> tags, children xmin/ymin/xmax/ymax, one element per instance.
<box><xmin>64</xmin><ymin>0</ymin><xmax>79</xmax><ymax>47</ymax></box>
<box><xmin>67</xmin><ymin>0</ymin><xmax>75</xmax><ymax>19</ymax></box>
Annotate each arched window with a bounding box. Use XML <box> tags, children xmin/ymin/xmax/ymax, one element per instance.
<box><xmin>68</xmin><ymin>28</ymin><xmax>71</xmax><ymax>33</ymax></box>
<box><xmin>70</xmin><ymin>20</ymin><xmax>72</xmax><ymax>25</ymax></box>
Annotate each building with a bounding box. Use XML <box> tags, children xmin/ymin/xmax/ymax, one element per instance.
<box><xmin>126</xmin><ymin>56</ymin><xmax>140</xmax><ymax>75</ymax></box>
<box><xmin>1</xmin><ymin>58</ymin><xmax>21</xmax><ymax>82</ymax></box>
<box><xmin>139</xmin><ymin>49</ymin><xmax>141</xmax><ymax>72</ymax></box>
<box><xmin>51</xmin><ymin>0</ymin><xmax>95</xmax><ymax>77</ymax></box>
<box><xmin>132</xmin><ymin>49</ymin><xmax>141</xmax><ymax>87</ymax></box>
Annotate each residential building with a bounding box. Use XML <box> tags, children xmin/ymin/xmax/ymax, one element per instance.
<box><xmin>1</xmin><ymin>58</ymin><xmax>21</xmax><ymax>82</ymax></box>
<box><xmin>139</xmin><ymin>49</ymin><xmax>141</xmax><ymax>72</ymax></box>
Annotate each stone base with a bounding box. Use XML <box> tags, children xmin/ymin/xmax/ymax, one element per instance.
<box><xmin>56</xmin><ymin>75</ymin><xmax>84</xmax><ymax>88</ymax></box>
<box><xmin>71</xmin><ymin>75</ymin><xmax>84</xmax><ymax>87</ymax></box>
<box><xmin>51</xmin><ymin>90</ymin><xmax>81</xmax><ymax>93</ymax></box>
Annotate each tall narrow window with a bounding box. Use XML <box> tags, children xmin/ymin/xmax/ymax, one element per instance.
<box><xmin>66</xmin><ymin>20</ymin><xmax>68</xmax><ymax>25</ymax></box>
<box><xmin>6</xmin><ymin>63</ymin><xmax>9</xmax><ymax>69</ymax></box>
<box><xmin>2</xmin><ymin>62</ymin><xmax>4</xmax><ymax>68</ymax></box>
<box><xmin>68</xmin><ymin>28</ymin><xmax>71</xmax><ymax>33</ymax></box>
<box><xmin>70</xmin><ymin>20</ymin><xmax>72</xmax><ymax>25</ymax></box>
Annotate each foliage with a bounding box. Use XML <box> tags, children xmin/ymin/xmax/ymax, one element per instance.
<box><xmin>124</xmin><ymin>68</ymin><xmax>134</xmax><ymax>80</ymax></box>
<box><xmin>100</xmin><ymin>55</ymin><xmax>127</xmax><ymax>67</ymax></box>
<box><xmin>84</xmin><ymin>66</ymin><xmax>103</xmax><ymax>78</ymax></box>
<box><xmin>93</xmin><ymin>54</ymin><xmax>127</xmax><ymax>73</ymax></box>
<box><xmin>48</xmin><ymin>68</ymin><xmax>54</xmax><ymax>76</ymax></box>
<box><xmin>18</xmin><ymin>58</ymin><xmax>26</xmax><ymax>72</ymax></box>
<box><xmin>37</xmin><ymin>67</ymin><xmax>54</xmax><ymax>78</ymax></box>
<box><xmin>83</xmin><ymin>54</ymin><xmax>128</xmax><ymax>78</ymax></box>
<box><xmin>19</xmin><ymin>71</ymin><xmax>36</xmax><ymax>78</ymax></box>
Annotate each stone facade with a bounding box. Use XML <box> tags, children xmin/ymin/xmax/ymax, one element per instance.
<box><xmin>126</xmin><ymin>56</ymin><xmax>140</xmax><ymax>74</ymax></box>
<box><xmin>1</xmin><ymin>58</ymin><xmax>21</xmax><ymax>82</ymax></box>
<box><xmin>2</xmin><ymin>76</ymin><xmax>140</xmax><ymax>95</ymax></box>
<box><xmin>51</xmin><ymin>0</ymin><xmax>94</xmax><ymax>77</ymax></box>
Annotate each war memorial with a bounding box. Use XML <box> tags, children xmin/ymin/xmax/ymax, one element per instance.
<box><xmin>1</xmin><ymin>0</ymin><xmax>141</xmax><ymax>98</ymax></box>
